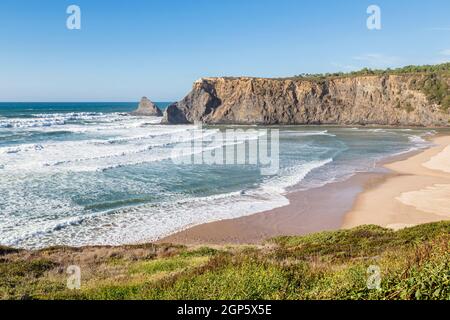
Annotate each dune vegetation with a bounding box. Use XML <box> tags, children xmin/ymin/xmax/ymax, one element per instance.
<box><xmin>0</xmin><ymin>222</ymin><xmax>449</xmax><ymax>300</ymax></box>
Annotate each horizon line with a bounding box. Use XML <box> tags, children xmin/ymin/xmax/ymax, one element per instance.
<box><xmin>0</xmin><ymin>101</ymin><xmax>175</xmax><ymax>103</ymax></box>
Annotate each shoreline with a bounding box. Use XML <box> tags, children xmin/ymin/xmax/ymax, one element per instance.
<box><xmin>158</xmin><ymin>171</ymin><xmax>385</xmax><ymax>245</ymax></box>
<box><xmin>160</xmin><ymin>134</ymin><xmax>450</xmax><ymax>245</ymax></box>
<box><xmin>343</xmin><ymin>134</ymin><xmax>450</xmax><ymax>230</ymax></box>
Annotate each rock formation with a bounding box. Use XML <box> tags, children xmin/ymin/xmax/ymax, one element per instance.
<box><xmin>162</xmin><ymin>75</ymin><xmax>450</xmax><ymax>126</ymax></box>
<box><xmin>131</xmin><ymin>97</ymin><xmax>162</xmax><ymax>117</ymax></box>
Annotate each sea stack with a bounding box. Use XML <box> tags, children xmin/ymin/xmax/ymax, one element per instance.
<box><xmin>131</xmin><ymin>97</ymin><xmax>163</xmax><ymax>116</ymax></box>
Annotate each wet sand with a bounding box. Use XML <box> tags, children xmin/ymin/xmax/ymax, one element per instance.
<box><xmin>160</xmin><ymin>135</ymin><xmax>450</xmax><ymax>245</ymax></box>
<box><xmin>343</xmin><ymin>135</ymin><xmax>450</xmax><ymax>230</ymax></box>
<box><xmin>159</xmin><ymin>171</ymin><xmax>388</xmax><ymax>245</ymax></box>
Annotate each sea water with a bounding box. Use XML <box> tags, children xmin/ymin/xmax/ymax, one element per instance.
<box><xmin>0</xmin><ymin>103</ymin><xmax>435</xmax><ymax>248</ymax></box>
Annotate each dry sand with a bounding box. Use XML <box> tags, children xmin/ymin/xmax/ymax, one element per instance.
<box><xmin>160</xmin><ymin>135</ymin><xmax>450</xmax><ymax>245</ymax></box>
<box><xmin>159</xmin><ymin>172</ymin><xmax>379</xmax><ymax>245</ymax></box>
<box><xmin>343</xmin><ymin>135</ymin><xmax>450</xmax><ymax>230</ymax></box>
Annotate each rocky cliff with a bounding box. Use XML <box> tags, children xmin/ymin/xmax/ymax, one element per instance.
<box><xmin>162</xmin><ymin>75</ymin><xmax>450</xmax><ymax>126</ymax></box>
<box><xmin>131</xmin><ymin>97</ymin><xmax>162</xmax><ymax>116</ymax></box>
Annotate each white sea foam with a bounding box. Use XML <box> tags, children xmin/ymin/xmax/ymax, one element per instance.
<box><xmin>282</xmin><ymin>130</ymin><xmax>336</xmax><ymax>137</ymax></box>
<box><xmin>0</xmin><ymin>112</ymin><xmax>162</xmax><ymax>133</ymax></box>
<box><xmin>1</xmin><ymin>158</ymin><xmax>332</xmax><ymax>248</ymax></box>
<box><xmin>0</xmin><ymin>122</ymin><xmax>269</xmax><ymax>173</ymax></box>
<box><xmin>0</xmin><ymin>112</ymin><xmax>111</xmax><ymax>129</ymax></box>
<box><xmin>0</xmin><ymin>112</ymin><xmax>437</xmax><ymax>249</ymax></box>
<box><xmin>408</xmin><ymin>134</ymin><xmax>427</xmax><ymax>144</ymax></box>
<box><xmin>0</xmin><ymin>124</ymin><xmax>204</xmax><ymax>172</ymax></box>
<box><xmin>261</xmin><ymin>158</ymin><xmax>333</xmax><ymax>193</ymax></box>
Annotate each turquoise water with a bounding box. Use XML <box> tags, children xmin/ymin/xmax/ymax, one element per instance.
<box><xmin>0</xmin><ymin>103</ymin><xmax>435</xmax><ymax>248</ymax></box>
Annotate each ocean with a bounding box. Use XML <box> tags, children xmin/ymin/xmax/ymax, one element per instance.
<box><xmin>0</xmin><ymin>102</ymin><xmax>435</xmax><ymax>248</ymax></box>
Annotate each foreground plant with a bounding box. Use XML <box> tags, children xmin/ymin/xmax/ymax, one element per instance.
<box><xmin>0</xmin><ymin>222</ymin><xmax>449</xmax><ymax>300</ymax></box>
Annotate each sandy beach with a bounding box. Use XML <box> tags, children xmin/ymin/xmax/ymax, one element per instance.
<box><xmin>343</xmin><ymin>135</ymin><xmax>450</xmax><ymax>230</ymax></box>
<box><xmin>161</xmin><ymin>134</ymin><xmax>450</xmax><ymax>245</ymax></box>
<box><xmin>160</xmin><ymin>172</ymin><xmax>380</xmax><ymax>245</ymax></box>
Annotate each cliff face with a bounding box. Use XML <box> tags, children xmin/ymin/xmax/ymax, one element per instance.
<box><xmin>163</xmin><ymin>75</ymin><xmax>450</xmax><ymax>126</ymax></box>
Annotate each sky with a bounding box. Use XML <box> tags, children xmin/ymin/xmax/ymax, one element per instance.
<box><xmin>0</xmin><ymin>0</ymin><xmax>449</xmax><ymax>102</ymax></box>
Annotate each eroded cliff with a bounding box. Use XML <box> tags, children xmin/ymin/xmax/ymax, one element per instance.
<box><xmin>163</xmin><ymin>75</ymin><xmax>450</xmax><ymax>126</ymax></box>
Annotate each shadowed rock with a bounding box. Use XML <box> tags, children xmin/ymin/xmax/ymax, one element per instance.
<box><xmin>162</xmin><ymin>103</ymin><xmax>189</xmax><ymax>124</ymax></box>
<box><xmin>131</xmin><ymin>97</ymin><xmax>162</xmax><ymax>117</ymax></box>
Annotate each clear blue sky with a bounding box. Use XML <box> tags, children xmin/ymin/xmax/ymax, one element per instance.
<box><xmin>1</xmin><ymin>0</ymin><xmax>449</xmax><ymax>102</ymax></box>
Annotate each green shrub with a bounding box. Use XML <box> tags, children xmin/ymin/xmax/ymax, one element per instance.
<box><xmin>2</xmin><ymin>222</ymin><xmax>449</xmax><ymax>300</ymax></box>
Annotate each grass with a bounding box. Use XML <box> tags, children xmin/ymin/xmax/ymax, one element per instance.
<box><xmin>128</xmin><ymin>256</ymin><xmax>209</xmax><ymax>276</ymax></box>
<box><xmin>0</xmin><ymin>222</ymin><xmax>449</xmax><ymax>300</ymax></box>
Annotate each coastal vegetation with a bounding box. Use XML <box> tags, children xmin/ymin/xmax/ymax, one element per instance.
<box><xmin>1</xmin><ymin>222</ymin><xmax>449</xmax><ymax>300</ymax></box>
<box><xmin>292</xmin><ymin>62</ymin><xmax>450</xmax><ymax>80</ymax></box>
<box><xmin>415</xmin><ymin>73</ymin><xmax>450</xmax><ymax>111</ymax></box>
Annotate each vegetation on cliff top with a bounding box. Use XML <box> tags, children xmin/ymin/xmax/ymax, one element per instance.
<box><xmin>416</xmin><ymin>73</ymin><xmax>450</xmax><ymax>111</ymax></box>
<box><xmin>292</xmin><ymin>62</ymin><xmax>450</xmax><ymax>79</ymax></box>
<box><xmin>1</xmin><ymin>222</ymin><xmax>449</xmax><ymax>300</ymax></box>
